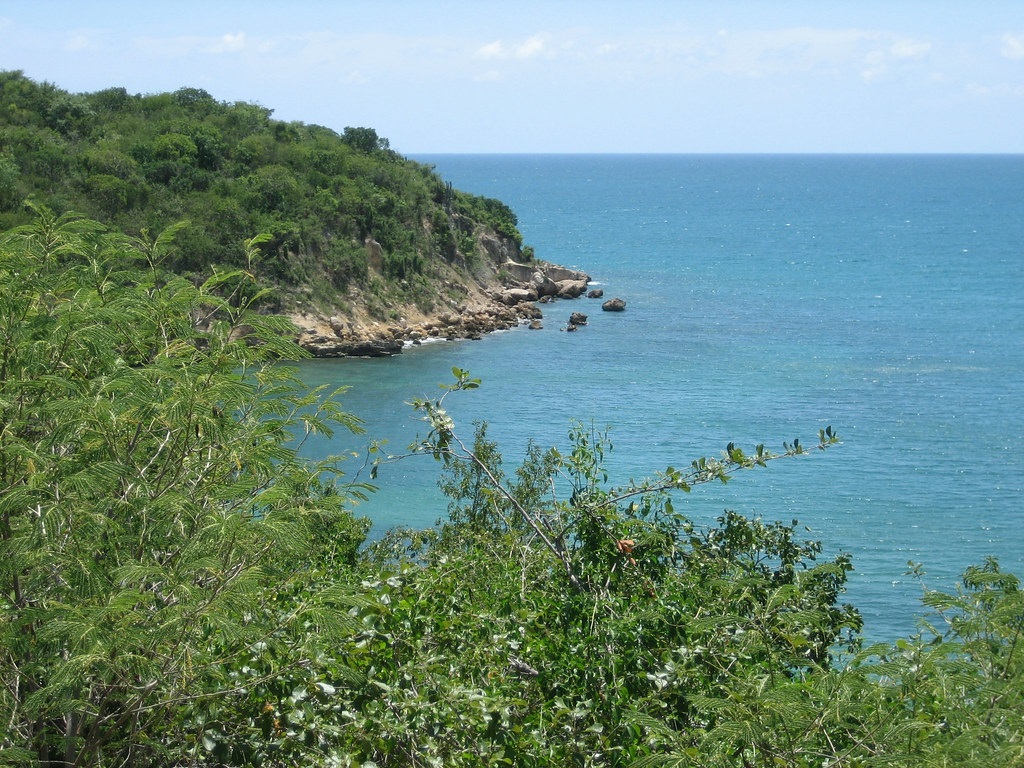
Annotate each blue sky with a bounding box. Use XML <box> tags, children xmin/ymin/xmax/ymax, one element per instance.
<box><xmin>1</xmin><ymin>1</ymin><xmax>1021</xmax><ymax>153</ymax></box>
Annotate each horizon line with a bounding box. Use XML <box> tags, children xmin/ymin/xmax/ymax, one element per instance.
<box><xmin>407</xmin><ymin>150</ymin><xmax>1024</xmax><ymax>157</ymax></box>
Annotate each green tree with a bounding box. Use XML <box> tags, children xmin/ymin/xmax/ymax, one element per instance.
<box><xmin>172</xmin><ymin>87</ymin><xmax>215</xmax><ymax>110</ymax></box>
<box><xmin>0</xmin><ymin>153</ymin><xmax>19</xmax><ymax>210</ymax></box>
<box><xmin>0</xmin><ymin>208</ymin><xmax>370</xmax><ymax>766</ymax></box>
<box><xmin>83</xmin><ymin>173</ymin><xmax>130</xmax><ymax>214</ymax></box>
<box><xmin>243</xmin><ymin>164</ymin><xmax>301</xmax><ymax>213</ymax></box>
<box><xmin>152</xmin><ymin>132</ymin><xmax>199</xmax><ymax>164</ymax></box>
<box><xmin>341</xmin><ymin>126</ymin><xmax>388</xmax><ymax>154</ymax></box>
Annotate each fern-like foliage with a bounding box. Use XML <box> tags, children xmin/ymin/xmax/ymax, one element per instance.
<box><xmin>0</xmin><ymin>210</ymin><xmax>371</xmax><ymax>766</ymax></box>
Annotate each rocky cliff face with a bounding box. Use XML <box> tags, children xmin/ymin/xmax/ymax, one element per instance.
<box><xmin>290</xmin><ymin>232</ymin><xmax>590</xmax><ymax>357</ymax></box>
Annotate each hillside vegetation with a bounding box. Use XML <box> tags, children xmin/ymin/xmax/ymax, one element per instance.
<box><xmin>0</xmin><ymin>70</ymin><xmax>531</xmax><ymax>328</ymax></box>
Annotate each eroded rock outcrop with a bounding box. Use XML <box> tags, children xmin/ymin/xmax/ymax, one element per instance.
<box><xmin>500</xmin><ymin>287</ymin><xmax>539</xmax><ymax>306</ymax></box>
<box><xmin>556</xmin><ymin>280</ymin><xmax>589</xmax><ymax>299</ymax></box>
<box><xmin>293</xmin><ymin>259</ymin><xmax>590</xmax><ymax>356</ymax></box>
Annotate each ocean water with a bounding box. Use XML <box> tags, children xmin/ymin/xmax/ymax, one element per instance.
<box><xmin>295</xmin><ymin>155</ymin><xmax>1024</xmax><ymax>642</ymax></box>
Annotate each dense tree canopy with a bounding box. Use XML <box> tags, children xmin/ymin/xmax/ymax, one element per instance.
<box><xmin>0</xmin><ymin>71</ymin><xmax>524</xmax><ymax>314</ymax></box>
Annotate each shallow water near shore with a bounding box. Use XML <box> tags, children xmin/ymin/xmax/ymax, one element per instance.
<box><xmin>294</xmin><ymin>154</ymin><xmax>1024</xmax><ymax>643</ymax></box>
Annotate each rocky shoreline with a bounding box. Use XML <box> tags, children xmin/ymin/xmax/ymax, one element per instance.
<box><xmin>290</xmin><ymin>260</ymin><xmax>594</xmax><ymax>357</ymax></box>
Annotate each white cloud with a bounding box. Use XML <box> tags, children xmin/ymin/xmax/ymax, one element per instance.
<box><xmin>858</xmin><ymin>33</ymin><xmax>933</xmax><ymax>83</ymax></box>
<box><xmin>601</xmin><ymin>26</ymin><xmax>875</xmax><ymax>80</ymax></box>
<box><xmin>1001</xmin><ymin>33</ymin><xmax>1024</xmax><ymax>60</ymax></box>
<box><xmin>474</xmin><ymin>34</ymin><xmax>549</xmax><ymax>60</ymax></box>
<box><xmin>580</xmin><ymin>26</ymin><xmax>936</xmax><ymax>85</ymax></box>
<box><xmin>474</xmin><ymin>40</ymin><xmax>504</xmax><ymax>59</ymax></box>
<box><xmin>515</xmin><ymin>35</ymin><xmax>546</xmax><ymax>59</ymax></box>
<box><xmin>133</xmin><ymin>31</ymin><xmax>268</xmax><ymax>59</ymax></box>
<box><xmin>889</xmin><ymin>38</ymin><xmax>931</xmax><ymax>59</ymax></box>
<box><xmin>860</xmin><ymin>49</ymin><xmax>887</xmax><ymax>83</ymax></box>
<box><xmin>65</xmin><ymin>33</ymin><xmax>94</xmax><ymax>52</ymax></box>
<box><xmin>203</xmin><ymin>32</ymin><xmax>247</xmax><ymax>54</ymax></box>
<box><xmin>772</xmin><ymin>28</ymin><xmax>928</xmax><ymax>75</ymax></box>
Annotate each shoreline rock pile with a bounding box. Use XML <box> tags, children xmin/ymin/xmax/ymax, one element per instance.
<box><xmin>292</xmin><ymin>261</ymin><xmax>593</xmax><ymax>357</ymax></box>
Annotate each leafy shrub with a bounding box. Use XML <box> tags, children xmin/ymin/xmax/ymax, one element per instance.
<box><xmin>0</xmin><ymin>209</ymin><xmax>370</xmax><ymax>766</ymax></box>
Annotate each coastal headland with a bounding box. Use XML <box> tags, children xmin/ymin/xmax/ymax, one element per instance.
<box><xmin>291</xmin><ymin>249</ymin><xmax>591</xmax><ymax>357</ymax></box>
<box><xmin>0</xmin><ymin>73</ymin><xmax>597</xmax><ymax>360</ymax></box>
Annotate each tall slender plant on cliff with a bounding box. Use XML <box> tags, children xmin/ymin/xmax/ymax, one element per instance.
<box><xmin>0</xmin><ymin>207</ymin><xmax>370</xmax><ymax>766</ymax></box>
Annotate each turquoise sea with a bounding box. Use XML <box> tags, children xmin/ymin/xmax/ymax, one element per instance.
<box><xmin>296</xmin><ymin>155</ymin><xmax>1024</xmax><ymax>642</ymax></box>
